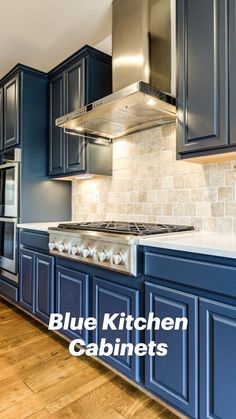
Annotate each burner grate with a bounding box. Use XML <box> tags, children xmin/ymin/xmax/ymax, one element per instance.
<box><xmin>58</xmin><ymin>221</ymin><xmax>194</xmax><ymax>236</ymax></box>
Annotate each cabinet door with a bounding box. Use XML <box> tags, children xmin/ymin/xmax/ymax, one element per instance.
<box><xmin>35</xmin><ymin>253</ymin><xmax>54</xmax><ymax>323</ymax></box>
<box><xmin>64</xmin><ymin>60</ymin><xmax>86</xmax><ymax>173</ymax></box>
<box><xmin>200</xmin><ymin>298</ymin><xmax>236</xmax><ymax>419</ymax></box>
<box><xmin>49</xmin><ymin>73</ymin><xmax>65</xmax><ymax>175</ymax></box>
<box><xmin>177</xmin><ymin>0</ymin><xmax>228</xmax><ymax>155</ymax></box>
<box><xmin>92</xmin><ymin>277</ymin><xmax>141</xmax><ymax>382</ymax></box>
<box><xmin>19</xmin><ymin>249</ymin><xmax>35</xmax><ymax>312</ymax></box>
<box><xmin>4</xmin><ymin>74</ymin><xmax>20</xmax><ymax>149</ymax></box>
<box><xmin>56</xmin><ymin>266</ymin><xmax>89</xmax><ymax>343</ymax></box>
<box><xmin>145</xmin><ymin>283</ymin><xmax>198</xmax><ymax>418</ymax></box>
<box><xmin>0</xmin><ymin>87</ymin><xmax>3</xmax><ymax>151</ymax></box>
<box><xmin>229</xmin><ymin>0</ymin><xmax>236</xmax><ymax>145</ymax></box>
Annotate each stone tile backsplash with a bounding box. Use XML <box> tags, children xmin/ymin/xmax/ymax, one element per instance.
<box><xmin>72</xmin><ymin>125</ymin><xmax>236</xmax><ymax>233</ymax></box>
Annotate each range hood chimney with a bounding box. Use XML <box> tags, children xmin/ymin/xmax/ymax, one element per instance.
<box><xmin>56</xmin><ymin>0</ymin><xmax>176</xmax><ymax>139</ymax></box>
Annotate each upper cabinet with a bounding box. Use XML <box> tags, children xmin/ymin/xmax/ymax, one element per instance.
<box><xmin>48</xmin><ymin>46</ymin><xmax>112</xmax><ymax>178</ymax></box>
<box><xmin>176</xmin><ymin>0</ymin><xmax>236</xmax><ymax>162</ymax></box>
<box><xmin>4</xmin><ymin>74</ymin><xmax>20</xmax><ymax>149</ymax></box>
<box><xmin>0</xmin><ymin>72</ymin><xmax>20</xmax><ymax>152</ymax></box>
<box><xmin>0</xmin><ymin>87</ymin><xmax>3</xmax><ymax>151</ymax></box>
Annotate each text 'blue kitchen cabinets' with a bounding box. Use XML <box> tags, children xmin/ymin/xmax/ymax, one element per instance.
<box><xmin>19</xmin><ymin>230</ymin><xmax>54</xmax><ymax>323</ymax></box>
<box><xmin>48</xmin><ymin>46</ymin><xmax>112</xmax><ymax>177</ymax></box>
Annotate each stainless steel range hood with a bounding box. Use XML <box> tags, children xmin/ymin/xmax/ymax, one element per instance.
<box><xmin>56</xmin><ymin>0</ymin><xmax>176</xmax><ymax>140</ymax></box>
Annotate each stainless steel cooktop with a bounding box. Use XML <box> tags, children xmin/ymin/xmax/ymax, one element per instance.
<box><xmin>48</xmin><ymin>221</ymin><xmax>194</xmax><ymax>276</ymax></box>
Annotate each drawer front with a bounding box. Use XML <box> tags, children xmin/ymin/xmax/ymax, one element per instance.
<box><xmin>20</xmin><ymin>230</ymin><xmax>49</xmax><ymax>252</ymax></box>
<box><xmin>145</xmin><ymin>251</ymin><xmax>236</xmax><ymax>298</ymax></box>
<box><xmin>0</xmin><ymin>279</ymin><xmax>18</xmax><ymax>302</ymax></box>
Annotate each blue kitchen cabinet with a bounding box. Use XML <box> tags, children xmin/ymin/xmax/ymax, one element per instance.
<box><xmin>19</xmin><ymin>249</ymin><xmax>35</xmax><ymax>312</ymax></box>
<box><xmin>3</xmin><ymin>74</ymin><xmax>20</xmax><ymax>149</ymax></box>
<box><xmin>145</xmin><ymin>282</ymin><xmax>198</xmax><ymax>418</ymax></box>
<box><xmin>200</xmin><ymin>298</ymin><xmax>236</xmax><ymax>419</ymax></box>
<box><xmin>35</xmin><ymin>253</ymin><xmax>55</xmax><ymax>323</ymax></box>
<box><xmin>49</xmin><ymin>73</ymin><xmax>64</xmax><ymax>175</ymax></box>
<box><xmin>92</xmin><ymin>276</ymin><xmax>141</xmax><ymax>383</ymax></box>
<box><xmin>48</xmin><ymin>46</ymin><xmax>112</xmax><ymax>177</ymax></box>
<box><xmin>56</xmin><ymin>266</ymin><xmax>89</xmax><ymax>344</ymax></box>
<box><xmin>0</xmin><ymin>87</ymin><xmax>3</xmax><ymax>151</ymax></box>
<box><xmin>19</xmin><ymin>247</ymin><xmax>54</xmax><ymax>322</ymax></box>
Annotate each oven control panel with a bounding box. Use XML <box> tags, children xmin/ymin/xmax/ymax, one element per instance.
<box><xmin>48</xmin><ymin>234</ymin><xmax>137</xmax><ymax>276</ymax></box>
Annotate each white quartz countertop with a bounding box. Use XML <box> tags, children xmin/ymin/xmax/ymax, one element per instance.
<box><xmin>17</xmin><ymin>222</ymin><xmax>72</xmax><ymax>232</ymax></box>
<box><xmin>139</xmin><ymin>231</ymin><xmax>236</xmax><ymax>259</ymax></box>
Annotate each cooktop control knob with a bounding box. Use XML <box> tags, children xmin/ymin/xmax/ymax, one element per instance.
<box><xmin>113</xmin><ymin>252</ymin><xmax>125</xmax><ymax>265</ymax></box>
<box><xmin>82</xmin><ymin>247</ymin><xmax>93</xmax><ymax>258</ymax></box>
<box><xmin>58</xmin><ymin>243</ymin><xmax>69</xmax><ymax>253</ymax></box>
<box><xmin>48</xmin><ymin>242</ymin><xmax>56</xmax><ymax>251</ymax></box>
<box><xmin>70</xmin><ymin>246</ymin><xmax>81</xmax><ymax>256</ymax></box>
<box><xmin>97</xmin><ymin>250</ymin><xmax>110</xmax><ymax>262</ymax></box>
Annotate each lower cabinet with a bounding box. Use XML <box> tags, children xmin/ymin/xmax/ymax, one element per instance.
<box><xmin>56</xmin><ymin>266</ymin><xmax>89</xmax><ymax>344</ymax></box>
<box><xmin>19</xmin><ymin>249</ymin><xmax>35</xmax><ymax>312</ymax></box>
<box><xmin>92</xmin><ymin>276</ymin><xmax>141</xmax><ymax>383</ymax></box>
<box><xmin>145</xmin><ymin>282</ymin><xmax>198</xmax><ymax>418</ymax></box>
<box><xmin>200</xmin><ymin>298</ymin><xmax>236</xmax><ymax>419</ymax></box>
<box><xmin>19</xmin><ymin>249</ymin><xmax>54</xmax><ymax>323</ymax></box>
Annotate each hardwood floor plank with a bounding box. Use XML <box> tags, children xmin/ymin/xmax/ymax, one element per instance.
<box><xmin>0</xmin><ymin>299</ymin><xmax>182</xmax><ymax>419</ymax></box>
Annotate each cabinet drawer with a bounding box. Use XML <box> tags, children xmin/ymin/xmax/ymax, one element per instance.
<box><xmin>145</xmin><ymin>251</ymin><xmax>236</xmax><ymax>298</ymax></box>
<box><xmin>0</xmin><ymin>279</ymin><xmax>18</xmax><ymax>302</ymax></box>
<box><xmin>20</xmin><ymin>230</ymin><xmax>49</xmax><ymax>252</ymax></box>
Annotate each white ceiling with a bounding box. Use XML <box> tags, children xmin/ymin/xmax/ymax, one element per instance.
<box><xmin>0</xmin><ymin>0</ymin><xmax>113</xmax><ymax>79</ymax></box>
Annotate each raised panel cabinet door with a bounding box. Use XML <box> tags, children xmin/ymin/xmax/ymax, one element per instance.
<box><xmin>49</xmin><ymin>73</ymin><xmax>65</xmax><ymax>175</ymax></box>
<box><xmin>200</xmin><ymin>298</ymin><xmax>236</xmax><ymax>419</ymax></box>
<box><xmin>35</xmin><ymin>253</ymin><xmax>54</xmax><ymax>324</ymax></box>
<box><xmin>92</xmin><ymin>277</ymin><xmax>141</xmax><ymax>383</ymax></box>
<box><xmin>145</xmin><ymin>283</ymin><xmax>198</xmax><ymax>418</ymax></box>
<box><xmin>0</xmin><ymin>87</ymin><xmax>3</xmax><ymax>151</ymax></box>
<box><xmin>19</xmin><ymin>249</ymin><xmax>35</xmax><ymax>313</ymax></box>
<box><xmin>64</xmin><ymin>59</ymin><xmax>86</xmax><ymax>173</ymax></box>
<box><xmin>229</xmin><ymin>0</ymin><xmax>236</xmax><ymax>145</ymax></box>
<box><xmin>56</xmin><ymin>266</ymin><xmax>89</xmax><ymax>343</ymax></box>
<box><xmin>177</xmin><ymin>0</ymin><xmax>228</xmax><ymax>154</ymax></box>
<box><xmin>4</xmin><ymin>74</ymin><xmax>20</xmax><ymax>149</ymax></box>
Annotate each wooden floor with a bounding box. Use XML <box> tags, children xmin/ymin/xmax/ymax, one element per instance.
<box><xmin>0</xmin><ymin>298</ymin><xmax>183</xmax><ymax>419</ymax></box>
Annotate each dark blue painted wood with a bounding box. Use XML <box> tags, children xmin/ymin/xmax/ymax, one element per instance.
<box><xmin>3</xmin><ymin>74</ymin><xmax>20</xmax><ymax>149</ymax></box>
<box><xmin>0</xmin><ymin>278</ymin><xmax>18</xmax><ymax>302</ymax></box>
<box><xmin>56</xmin><ymin>266</ymin><xmax>89</xmax><ymax>344</ymax></box>
<box><xmin>92</xmin><ymin>276</ymin><xmax>141</xmax><ymax>383</ymax></box>
<box><xmin>20</xmin><ymin>70</ymin><xmax>71</xmax><ymax>222</ymax></box>
<box><xmin>0</xmin><ymin>87</ymin><xmax>3</xmax><ymax>151</ymax></box>
<box><xmin>35</xmin><ymin>253</ymin><xmax>54</xmax><ymax>323</ymax></box>
<box><xmin>49</xmin><ymin>73</ymin><xmax>65</xmax><ymax>175</ymax></box>
<box><xmin>64</xmin><ymin>59</ymin><xmax>86</xmax><ymax>174</ymax></box>
<box><xmin>19</xmin><ymin>249</ymin><xmax>35</xmax><ymax>313</ymax></box>
<box><xmin>145</xmin><ymin>282</ymin><xmax>198</xmax><ymax>418</ymax></box>
<box><xmin>229</xmin><ymin>0</ymin><xmax>236</xmax><ymax>145</ymax></box>
<box><xmin>145</xmin><ymin>250</ymin><xmax>236</xmax><ymax>299</ymax></box>
<box><xmin>20</xmin><ymin>230</ymin><xmax>49</xmax><ymax>252</ymax></box>
<box><xmin>177</xmin><ymin>0</ymin><xmax>229</xmax><ymax>158</ymax></box>
<box><xmin>200</xmin><ymin>298</ymin><xmax>236</xmax><ymax>419</ymax></box>
<box><xmin>48</xmin><ymin>46</ymin><xmax>112</xmax><ymax>178</ymax></box>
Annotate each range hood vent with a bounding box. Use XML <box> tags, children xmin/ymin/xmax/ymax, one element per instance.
<box><xmin>56</xmin><ymin>0</ymin><xmax>176</xmax><ymax>139</ymax></box>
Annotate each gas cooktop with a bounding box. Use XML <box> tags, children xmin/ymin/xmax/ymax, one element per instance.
<box><xmin>57</xmin><ymin>221</ymin><xmax>194</xmax><ymax>236</ymax></box>
<box><xmin>49</xmin><ymin>221</ymin><xmax>194</xmax><ymax>276</ymax></box>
